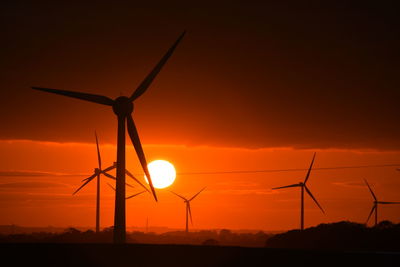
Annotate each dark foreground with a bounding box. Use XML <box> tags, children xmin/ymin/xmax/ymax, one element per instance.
<box><xmin>1</xmin><ymin>243</ymin><xmax>399</xmax><ymax>267</ymax></box>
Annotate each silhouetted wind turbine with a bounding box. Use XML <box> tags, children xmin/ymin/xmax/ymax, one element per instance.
<box><xmin>364</xmin><ymin>179</ymin><xmax>400</xmax><ymax>226</ymax></box>
<box><xmin>73</xmin><ymin>133</ymin><xmax>138</xmax><ymax>233</ymax></box>
<box><xmin>32</xmin><ymin>31</ymin><xmax>185</xmax><ymax>243</ymax></box>
<box><xmin>272</xmin><ymin>153</ymin><xmax>325</xmax><ymax>230</ymax></box>
<box><xmin>72</xmin><ymin>132</ymin><xmax>118</xmax><ymax>233</ymax></box>
<box><xmin>170</xmin><ymin>187</ymin><xmax>206</xmax><ymax>233</ymax></box>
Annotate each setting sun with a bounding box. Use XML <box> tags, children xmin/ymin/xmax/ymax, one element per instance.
<box><xmin>145</xmin><ymin>160</ymin><xmax>176</xmax><ymax>189</ymax></box>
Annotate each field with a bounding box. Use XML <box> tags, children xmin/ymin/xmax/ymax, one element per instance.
<box><xmin>1</xmin><ymin>243</ymin><xmax>399</xmax><ymax>267</ymax></box>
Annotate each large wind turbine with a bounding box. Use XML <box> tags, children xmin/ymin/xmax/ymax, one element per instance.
<box><xmin>364</xmin><ymin>179</ymin><xmax>400</xmax><ymax>226</ymax></box>
<box><xmin>272</xmin><ymin>153</ymin><xmax>325</xmax><ymax>230</ymax></box>
<box><xmin>32</xmin><ymin>31</ymin><xmax>185</xmax><ymax>243</ymax></box>
<box><xmin>170</xmin><ymin>187</ymin><xmax>206</xmax><ymax>233</ymax></box>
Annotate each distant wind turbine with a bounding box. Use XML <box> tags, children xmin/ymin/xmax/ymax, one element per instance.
<box><xmin>32</xmin><ymin>31</ymin><xmax>185</xmax><ymax>243</ymax></box>
<box><xmin>170</xmin><ymin>187</ymin><xmax>206</xmax><ymax>233</ymax></box>
<box><xmin>72</xmin><ymin>132</ymin><xmax>119</xmax><ymax>233</ymax></box>
<box><xmin>272</xmin><ymin>153</ymin><xmax>325</xmax><ymax>230</ymax></box>
<box><xmin>364</xmin><ymin>179</ymin><xmax>400</xmax><ymax>226</ymax></box>
<box><xmin>73</xmin><ymin>133</ymin><xmax>141</xmax><ymax>233</ymax></box>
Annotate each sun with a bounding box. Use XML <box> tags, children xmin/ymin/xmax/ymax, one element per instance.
<box><xmin>145</xmin><ymin>160</ymin><xmax>176</xmax><ymax>189</ymax></box>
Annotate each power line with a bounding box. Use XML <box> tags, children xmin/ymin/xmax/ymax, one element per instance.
<box><xmin>177</xmin><ymin>164</ymin><xmax>400</xmax><ymax>176</ymax></box>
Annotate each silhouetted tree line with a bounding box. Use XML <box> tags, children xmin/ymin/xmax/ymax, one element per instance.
<box><xmin>0</xmin><ymin>227</ymin><xmax>268</xmax><ymax>247</ymax></box>
<box><xmin>2</xmin><ymin>221</ymin><xmax>399</xmax><ymax>251</ymax></box>
<box><xmin>265</xmin><ymin>221</ymin><xmax>400</xmax><ymax>251</ymax></box>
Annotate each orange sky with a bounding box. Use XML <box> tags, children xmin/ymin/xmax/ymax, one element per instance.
<box><xmin>1</xmin><ymin>2</ymin><xmax>400</xmax><ymax>232</ymax></box>
<box><xmin>1</xmin><ymin>139</ymin><xmax>399</xmax><ymax>231</ymax></box>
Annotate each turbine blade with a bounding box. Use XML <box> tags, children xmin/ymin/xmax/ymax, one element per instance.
<box><xmin>304</xmin><ymin>185</ymin><xmax>325</xmax><ymax>214</ymax></box>
<box><xmin>73</xmin><ymin>175</ymin><xmax>96</xmax><ymax>195</ymax></box>
<box><xmin>125</xmin><ymin>169</ymin><xmax>150</xmax><ymax>193</ymax></box>
<box><xmin>126</xmin><ymin>183</ymin><xmax>135</xmax><ymax>189</ymax></box>
<box><xmin>107</xmin><ymin>183</ymin><xmax>116</xmax><ymax>191</ymax></box>
<box><xmin>102</xmin><ymin>172</ymin><xmax>116</xmax><ymax>180</ymax></box>
<box><xmin>189</xmin><ymin>187</ymin><xmax>206</xmax><ymax>201</ymax></box>
<box><xmin>106</xmin><ymin>178</ymin><xmax>135</xmax><ymax>189</ymax></box>
<box><xmin>95</xmin><ymin>131</ymin><xmax>101</xmax><ymax>170</ymax></box>
<box><xmin>126</xmin><ymin>115</ymin><xmax>157</xmax><ymax>201</ymax></box>
<box><xmin>32</xmin><ymin>87</ymin><xmax>114</xmax><ymax>106</ymax></box>
<box><xmin>272</xmin><ymin>183</ymin><xmax>301</xmax><ymax>190</ymax></box>
<box><xmin>103</xmin><ymin>172</ymin><xmax>134</xmax><ymax>190</ymax></box>
<box><xmin>304</xmin><ymin>152</ymin><xmax>316</xmax><ymax>184</ymax></box>
<box><xmin>364</xmin><ymin>179</ymin><xmax>377</xmax><ymax>201</ymax></box>
<box><xmin>188</xmin><ymin>203</ymin><xmax>193</xmax><ymax>226</ymax></box>
<box><xmin>102</xmin><ymin>164</ymin><xmax>116</xmax><ymax>173</ymax></box>
<box><xmin>366</xmin><ymin>204</ymin><xmax>376</xmax><ymax>224</ymax></box>
<box><xmin>129</xmin><ymin>31</ymin><xmax>186</xmax><ymax>101</ymax></box>
<box><xmin>378</xmin><ymin>201</ymin><xmax>400</xmax><ymax>204</ymax></box>
<box><xmin>169</xmin><ymin>191</ymin><xmax>187</xmax><ymax>201</ymax></box>
<box><xmin>81</xmin><ymin>173</ymin><xmax>97</xmax><ymax>182</ymax></box>
<box><xmin>126</xmin><ymin>190</ymin><xmax>146</xmax><ymax>200</ymax></box>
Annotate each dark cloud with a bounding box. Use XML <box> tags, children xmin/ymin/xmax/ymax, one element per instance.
<box><xmin>1</xmin><ymin>1</ymin><xmax>400</xmax><ymax>150</ymax></box>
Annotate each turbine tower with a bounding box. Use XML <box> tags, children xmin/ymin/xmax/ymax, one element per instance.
<box><xmin>272</xmin><ymin>153</ymin><xmax>325</xmax><ymax>230</ymax></box>
<box><xmin>364</xmin><ymin>179</ymin><xmax>400</xmax><ymax>226</ymax></box>
<box><xmin>32</xmin><ymin>31</ymin><xmax>185</xmax><ymax>243</ymax></box>
<box><xmin>170</xmin><ymin>187</ymin><xmax>206</xmax><ymax>233</ymax></box>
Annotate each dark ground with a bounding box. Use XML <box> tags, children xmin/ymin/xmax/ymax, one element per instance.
<box><xmin>1</xmin><ymin>243</ymin><xmax>399</xmax><ymax>267</ymax></box>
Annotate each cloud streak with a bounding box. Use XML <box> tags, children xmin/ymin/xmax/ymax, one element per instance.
<box><xmin>0</xmin><ymin>182</ymin><xmax>70</xmax><ymax>189</ymax></box>
<box><xmin>0</xmin><ymin>170</ymin><xmax>87</xmax><ymax>177</ymax></box>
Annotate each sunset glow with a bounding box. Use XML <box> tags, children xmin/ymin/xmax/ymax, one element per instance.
<box><xmin>145</xmin><ymin>160</ymin><xmax>176</xmax><ymax>189</ymax></box>
<box><xmin>1</xmin><ymin>1</ymin><xmax>400</xmax><ymax>251</ymax></box>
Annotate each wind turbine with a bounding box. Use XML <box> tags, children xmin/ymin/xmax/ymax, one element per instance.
<box><xmin>32</xmin><ymin>31</ymin><xmax>185</xmax><ymax>243</ymax></box>
<box><xmin>170</xmin><ymin>187</ymin><xmax>206</xmax><ymax>233</ymax></box>
<box><xmin>72</xmin><ymin>132</ymin><xmax>117</xmax><ymax>233</ymax></box>
<box><xmin>72</xmin><ymin>132</ymin><xmax>141</xmax><ymax>233</ymax></box>
<box><xmin>272</xmin><ymin>153</ymin><xmax>325</xmax><ymax>230</ymax></box>
<box><xmin>364</xmin><ymin>179</ymin><xmax>400</xmax><ymax>226</ymax></box>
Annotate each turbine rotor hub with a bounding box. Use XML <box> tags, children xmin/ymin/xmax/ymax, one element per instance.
<box><xmin>112</xmin><ymin>96</ymin><xmax>134</xmax><ymax>116</ymax></box>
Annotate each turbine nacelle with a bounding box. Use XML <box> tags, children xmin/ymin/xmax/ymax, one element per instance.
<box><xmin>112</xmin><ymin>96</ymin><xmax>134</xmax><ymax>116</ymax></box>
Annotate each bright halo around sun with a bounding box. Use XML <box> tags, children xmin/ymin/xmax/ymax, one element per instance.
<box><xmin>145</xmin><ymin>160</ymin><xmax>176</xmax><ymax>189</ymax></box>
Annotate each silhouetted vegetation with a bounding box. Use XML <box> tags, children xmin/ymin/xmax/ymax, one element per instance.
<box><xmin>1</xmin><ymin>223</ymin><xmax>400</xmax><ymax>266</ymax></box>
<box><xmin>0</xmin><ymin>226</ymin><xmax>268</xmax><ymax>247</ymax></box>
<box><xmin>266</xmin><ymin>221</ymin><xmax>400</xmax><ymax>251</ymax></box>
<box><xmin>3</xmin><ymin>221</ymin><xmax>400</xmax><ymax>252</ymax></box>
